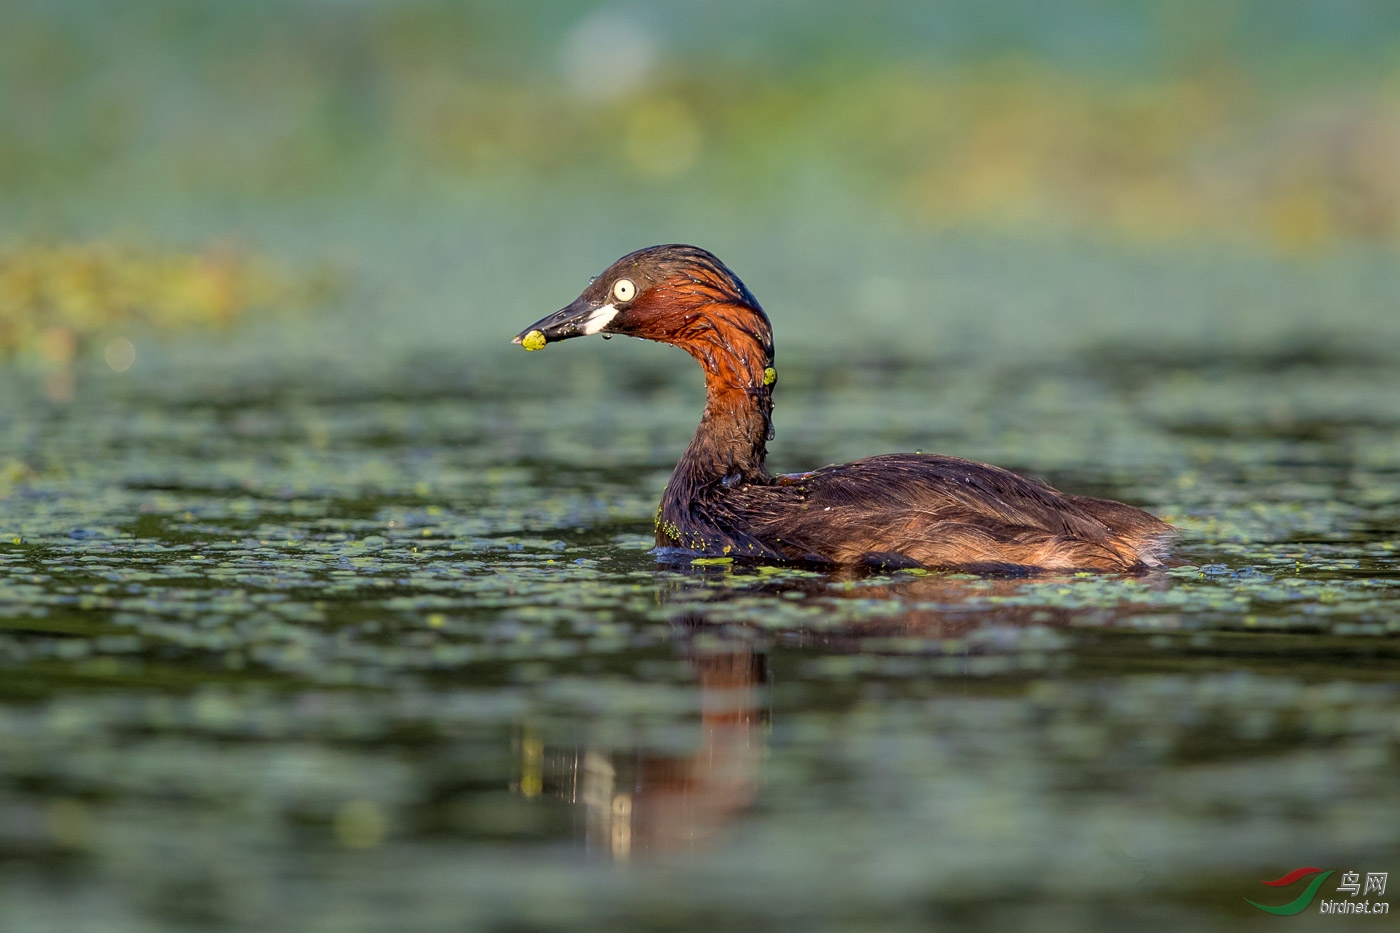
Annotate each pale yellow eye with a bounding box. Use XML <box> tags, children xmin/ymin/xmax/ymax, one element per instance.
<box><xmin>612</xmin><ymin>278</ymin><xmax>636</xmax><ymax>302</ymax></box>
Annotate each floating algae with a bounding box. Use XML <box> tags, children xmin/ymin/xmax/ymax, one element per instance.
<box><xmin>1</xmin><ymin>289</ymin><xmax>1398</xmax><ymax>933</ymax></box>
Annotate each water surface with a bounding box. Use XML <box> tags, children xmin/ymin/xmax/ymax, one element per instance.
<box><xmin>1</xmin><ymin>214</ymin><xmax>1398</xmax><ymax>930</ymax></box>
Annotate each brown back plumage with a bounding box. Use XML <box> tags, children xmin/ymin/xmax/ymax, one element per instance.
<box><xmin>723</xmin><ymin>455</ymin><xmax>1174</xmax><ymax>571</ymax></box>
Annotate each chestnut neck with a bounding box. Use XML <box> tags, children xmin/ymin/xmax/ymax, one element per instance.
<box><xmin>667</xmin><ymin>302</ymin><xmax>775</xmax><ymax>490</ymax></box>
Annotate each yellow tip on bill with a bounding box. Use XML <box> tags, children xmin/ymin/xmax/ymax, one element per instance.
<box><xmin>520</xmin><ymin>330</ymin><xmax>547</xmax><ymax>351</ymax></box>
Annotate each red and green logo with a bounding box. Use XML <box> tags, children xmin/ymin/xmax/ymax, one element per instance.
<box><xmin>1246</xmin><ymin>867</ymin><xmax>1334</xmax><ymax>915</ymax></box>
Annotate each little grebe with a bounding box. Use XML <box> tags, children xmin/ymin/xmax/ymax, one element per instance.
<box><xmin>512</xmin><ymin>245</ymin><xmax>1174</xmax><ymax>572</ymax></box>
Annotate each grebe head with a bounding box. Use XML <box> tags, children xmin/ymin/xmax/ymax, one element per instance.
<box><xmin>512</xmin><ymin>245</ymin><xmax>772</xmax><ymax>373</ymax></box>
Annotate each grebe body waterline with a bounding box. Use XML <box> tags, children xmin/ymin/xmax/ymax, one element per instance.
<box><xmin>512</xmin><ymin>245</ymin><xmax>1173</xmax><ymax>572</ymax></box>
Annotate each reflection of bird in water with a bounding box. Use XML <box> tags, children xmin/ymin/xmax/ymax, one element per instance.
<box><xmin>512</xmin><ymin>643</ymin><xmax>767</xmax><ymax>859</ymax></box>
<box><xmin>514</xmin><ymin>244</ymin><xmax>1175</xmax><ymax>572</ymax></box>
<box><xmin>512</xmin><ymin>566</ymin><xmax>1170</xmax><ymax>858</ymax></box>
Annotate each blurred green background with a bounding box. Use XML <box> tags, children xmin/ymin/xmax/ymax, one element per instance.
<box><xmin>7</xmin><ymin>0</ymin><xmax>1400</xmax><ymax>243</ymax></box>
<box><xmin>3</xmin><ymin>3</ymin><xmax>1400</xmax><ymax>932</ymax></box>
<box><xmin>5</xmin><ymin>0</ymin><xmax>1400</xmax><ymax>373</ymax></box>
